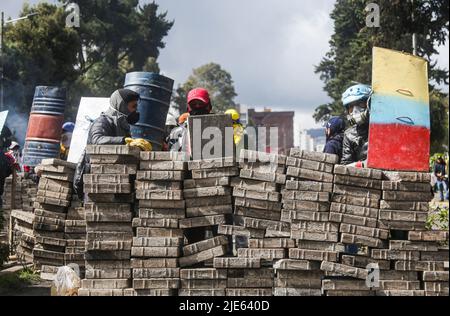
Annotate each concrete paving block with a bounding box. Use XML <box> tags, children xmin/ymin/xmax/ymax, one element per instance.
<box><xmin>248</xmin><ymin>238</ymin><xmax>295</xmax><ymax>249</ymax></box>
<box><xmin>288</xmin><ymin>249</ymin><xmax>338</xmax><ymax>262</ymax></box>
<box><xmin>131</xmin><ymin>247</ymin><xmax>181</xmax><ymax>258</ymax></box>
<box><xmin>140</xmin><ymin>161</ymin><xmax>187</xmax><ymax>171</ymax></box>
<box><xmin>239</xmin><ymin>149</ymin><xmax>287</xmax><ymax>165</ymax></box>
<box><xmin>186</xmin><ymin>205</ymin><xmax>232</xmax><ymax>218</ymax></box>
<box><xmin>185</xmin><ymin>196</ymin><xmax>232</xmax><ymax>208</ymax></box>
<box><xmin>137</xmin><ymin>171</ymin><xmax>185</xmax><ymax>181</ymax></box>
<box><xmin>281</xmin><ymin>210</ymin><xmax>329</xmax><ymax>223</ymax></box>
<box><xmin>136</xmin><ymin>228</ymin><xmax>184</xmax><ymax>238</ymax></box>
<box><xmin>90</xmin><ymin>164</ymin><xmax>137</xmax><ymax>175</ymax></box>
<box><xmin>285</xmin><ymin>180</ymin><xmax>333</xmax><ymax>192</ymax></box>
<box><xmin>139</xmin><ymin>199</ymin><xmax>185</xmax><ymax>209</ymax></box>
<box><xmin>289</xmin><ymin>149</ymin><xmax>339</xmax><ymax>164</ymax></box>
<box><xmin>140</xmin><ymin>151</ymin><xmax>187</xmax><ymax>161</ymax></box>
<box><xmin>130</xmin><ymin>258</ymin><xmax>178</xmax><ymax>269</ymax></box>
<box><xmin>179</xmin><ymin>245</ymin><xmax>226</xmax><ymax>267</ymax></box>
<box><xmin>233</xmin><ymin>187</ymin><xmax>280</xmax><ymax>202</ymax></box>
<box><xmin>133</xmin><ymin>278</ymin><xmax>180</xmax><ymax>290</ymax></box>
<box><xmin>340</xmin><ymin>233</ymin><xmax>385</xmax><ymax>248</ymax></box>
<box><xmin>217</xmin><ymin>225</ymin><xmax>265</xmax><ymax>238</ymax></box>
<box><xmin>239</xmin><ymin>169</ymin><xmax>286</xmax><ymax>184</ymax></box>
<box><xmin>382</xmin><ymin>171</ymin><xmax>431</xmax><ymax>183</ymax></box>
<box><xmin>286</xmin><ymin>167</ymin><xmax>333</xmax><ymax>183</ymax></box>
<box><xmin>138</xmin><ymin>209</ymin><xmax>186</xmax><ymax>220</ymax></box>
<box><xmin>282</xmin><ymin>200</ymin><xmax>330</xmax><ymax>212</ymax></box>
<box><xmin>188</xmin><ymin>158</ymin><xmax>236</xmax><ymax>170</ymax></box>
<box><xmin>192</xmin><ymin>167</ymin><xmax>239</xmax><ymax>179</ymax></box>
<box><xmin>183</xmin><ymin>187</ymin><xmax>231</xmax><ymax>199</ymax></box>
<box><xmin>180</xmin><ymin>269</ymin><xmax>227</xmax><ymax>280</ymax></box>
<box><xmin>340</xmin><ymin>224</ymin><xmax>389</xmax><ymax>240</ymax></box>
<box><xmin>333</xmin><ymin>184</ymin><xmax>381</xmax><ymax>200</ymax></box>
<box><xmin>330</xmin><ymin>203</ymin><xmax>379</xmax><ymax>218</ymax></box>
<box><xmin>213</xmin><ymin>257</ymin><xmax>261</xmax><ymax>269</ymax></box>
<box><xmin>329</xmin><ymin>213</ymin><xmax>378</xmax><ymax>228</ymax></box>
<box><xmin>183</xmin><ymin>236</ymin><xmax>229</xmax><ymax>256</ymax></box>
<box><xmin>179</xmin><ymin>215</ymin><xmax>227</xmax><ymax>229</ymax></box>
<box><xmin>382</xmin><ymin>191</ymin><xmax>433</xmax><ymax>202</ymax></box>
<box><xmin>286</xmin><ymin>157</ymin><xmax>334</xmax><ymax>173</ymax></box>
<box><xmin>408</xmin><ymin>231</ymin><xmax>449</xmax><ymax>242</ymax></box>
<box><xmin>291</xmin><ymin>230</ymin><xmax>339</xmax><ymax>242</ymax></box>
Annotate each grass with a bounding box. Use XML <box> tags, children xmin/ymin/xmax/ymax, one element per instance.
<box><xmin>0</xmin><ymin>267</ymin><xmax>40</xmax><ymax>294</ymax></box>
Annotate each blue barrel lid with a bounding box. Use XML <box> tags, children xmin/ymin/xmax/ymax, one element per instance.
<box><xmin>124</xmin><ymin>72</ymin><xmax>174</xmax><ymax>93</ymax></box>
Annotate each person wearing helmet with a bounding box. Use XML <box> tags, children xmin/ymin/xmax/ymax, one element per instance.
<box><xmin>225</xmin><ymin>108</ymin><xmax>244</xmax><ymax>146</ymax></box>
<box><xmin>168</xmin><ymin>88</ymin><xmax>213</xmax><ymax>153</ymax></box>
<box><xmin>323</xmin><ymin>116</ymin><xmax>346</xmax><ymax>162</ymax></box>
<box><xmin>60</xmin><ymin>122</ymin><xmax>75</xmax><ymax>161</ymax></box>
<box><xmin>341</xmin><ymin>84</ymin><xmax>372</xmax><ymax>166</ymax></box>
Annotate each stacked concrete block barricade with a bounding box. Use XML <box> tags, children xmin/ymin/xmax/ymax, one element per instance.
<box><xmin>30</xmin><ymin>159</ymin><xmax>76</xmax><ymax>280</ymax></box>
<box><xmin>17</xmin><ymin>146</ymin><xmax>444</xmax><ymax>296</ymax></box>
<box><xmin>131</xmin><ymin>151</ymin><xmax>188</xmax><ymax>296</ymax></box>
<box><xmin>78</xmin><ymin>145</ymin><xmax>138</xmax><ymax>296</ymax></box>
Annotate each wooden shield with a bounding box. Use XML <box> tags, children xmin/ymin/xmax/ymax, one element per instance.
<box><xmin>368</xmin><ymin>47</ymin><xmax>430</xmax><ymax>172</ymax></box>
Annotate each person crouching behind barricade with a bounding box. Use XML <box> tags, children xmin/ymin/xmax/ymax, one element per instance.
<box><xmin>73</xmin><ymin>89</ymin><xmax>152</xmax><ymax>199</ymax></box>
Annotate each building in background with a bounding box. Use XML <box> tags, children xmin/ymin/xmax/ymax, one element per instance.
<box><xmin>298</xmin><ymin>128</ymin><xmax>326</xmax><ymax>152</ymax></box>
<box><xmin>247</xmin><ymin>108</ymin><xmax>294</xmax><ymax>155</ymax></box>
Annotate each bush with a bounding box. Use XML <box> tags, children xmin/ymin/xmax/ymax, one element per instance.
<box><xmin>427</xmin><ymin>206</ymin><xmax>449</xmax><ymax>231</ymax></box>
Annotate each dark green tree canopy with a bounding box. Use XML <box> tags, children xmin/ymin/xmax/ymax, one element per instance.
<box><xmin>3</xmin><ymin>0</ymin><xmax>173</xmax><ymax>120</ymax></box>
<box><xmin>174</xmin><ymin>63</ymin><xmax>238</xmax><ymax>114</ymax></box>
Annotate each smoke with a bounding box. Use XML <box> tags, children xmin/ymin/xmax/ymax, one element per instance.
<box><xmin>6</xmin><ymin>109</ymin><xmax>29</xmax><ymax>147</ymax></box>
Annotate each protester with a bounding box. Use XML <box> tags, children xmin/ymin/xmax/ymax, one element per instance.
<box><xmin>323</xmin><ymin>116</ymin><xmax>346</xmax><ymax>162</ymax></box>
<box><xmin>341</xmin><ymin>84</ymin><xmax>372</xmax><ymax>167</ymax></box>
<box><xmin>73</xmin><ymin>89</ymin><xmax>152</xmax><ymax>198</ymax></box>
<box><xmin>434</xmin><ymin>156</ymin><xmax>448</xmax><ymax>202</ymax></box>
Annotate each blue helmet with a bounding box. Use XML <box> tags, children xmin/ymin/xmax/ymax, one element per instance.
<box><xmin>62</xmin><ymin>122</ymin><xmax>75</xmax><ymax>133</ymax></box>
<box><xmin>342</xmin><ymin>84</ymin><xmax>372</xmax><ymax>107</ymax></box>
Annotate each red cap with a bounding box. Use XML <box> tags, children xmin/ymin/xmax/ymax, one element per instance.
<box><xmin>187</xmin><ymin>88</ymin><xmax>210</xmax><ymax>105</ymax></box>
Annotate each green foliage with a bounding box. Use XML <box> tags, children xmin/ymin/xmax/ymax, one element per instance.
<box><xmin>3</xmin><ymin>1</ymin><xmax>173</xmax><ymax>121</ymax></box>
<box><xmin>426</xmin><ymin>206</ymin><xmax>449</xmax><ymax>231</ymax></box>
<box><xmin>174</xmin><ymin>63</ymin><xmax>238</xmax><ymax>114</ymax></box>
<box><xmin>429</xmin><ymin>91</ymin><xmax>449</xmax><ymax>154</ymax></box>
<box><xmin>18</xmin><ymin>267</ymin><xmax>40</xmax><ymax>283</ymax></box>
<box><xmin>430</xmin><ymin>152</ymin><xmax>447</xmax><ymax>170</ymax></box>
<box><xmin>0</xmin><ymin>268</ymin><xmax>39</xmax><ymax>294</ymax></box>
<box><xmin>314</xmin><ymin>0</ymin><xmax>449</xmax><ymax>152</ymax></box>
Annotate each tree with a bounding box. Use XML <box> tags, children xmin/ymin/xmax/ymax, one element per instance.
<box><xmin>3</xmin><ymin>3</ymin><xmax>80</xmax><ymax>114</ymax></box>
<box><xmin>174</xmin><ymin>63</ymin><xmax>238</xmax><ymax>114</ymax></box>
<box><xmin>3</xmin><ymin>1</ymin><xmax>173</xmax><ymax>129</ymax></box>
<box><xmin>314</xmin><ymin>0</ymin><xmax>449</xmax><ymax>152</ymax></box>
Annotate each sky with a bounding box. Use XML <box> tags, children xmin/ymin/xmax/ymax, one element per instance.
<box><xmin>2</xmin><ymin>0</ymin><xmax>449</xmax><ymax>145</ymax></box>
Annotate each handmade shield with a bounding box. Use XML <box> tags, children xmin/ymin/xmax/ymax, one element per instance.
<box><xmin>368</xmin><ymin>47</ymin><xmax>430</xmax><ymax>171</ymax></box>
<box><xmin>67</xmin><ymin>97</ymin><xmax>109</xmax><ymax>163</ymax></box>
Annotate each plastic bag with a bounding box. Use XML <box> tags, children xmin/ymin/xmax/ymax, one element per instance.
<box><xmin>53</xmin><ymin>265</ymin><xmax>81</xmax><ymax>296</ymax></box>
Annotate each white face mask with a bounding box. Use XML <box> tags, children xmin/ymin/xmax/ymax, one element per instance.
<box><xmin>348</xmin><ymin>105</ymin><xmax>369</xmax><ymax>126</ymax></box>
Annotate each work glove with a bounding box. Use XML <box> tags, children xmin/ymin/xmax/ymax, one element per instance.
<box><xmin>125</xmin><ymin>137</ymin><xmax>152</xmax><ymax>152</ymax></box>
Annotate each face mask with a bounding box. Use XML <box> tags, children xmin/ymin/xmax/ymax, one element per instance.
<box><xmin>127</xmin><ymin>111</ymin><xmax>140</xmax><ymax>125</ymax></box>
<box><xmin>348</xmin><ymin>105</ymin><xmax>369</xmax><ymax>126</ymax></box>
<box><xmin>191</xmin><ymin>108</ymin><xmax>210</xmax><ymax>116</ymax></box>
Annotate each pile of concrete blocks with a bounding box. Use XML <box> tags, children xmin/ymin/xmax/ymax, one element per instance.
<box><xmin>379</xmin><ymin>171</ymin><xmax>433</xmax><ymax>231</ymax></box>
<box><xmin>32</xmin><ymin>159</ymin><xmax>76</xmax><ymax>278</ymax></box>
<box><xmin>78</xmin><ymin>145</ymin><xmax>138</xmax><ymax>296</ymax></box>
<box><xmin>317</xmin><ymin>165</ymin><xmax>385</xmax><ymax>296</ymax></box>
<box><xmin>1</xmin><ymin>176</ymin><xmax>22</xmax><ymax>242</ymax></box>
<box><xmin>177</xmin><ymin>158</ymin><xmax>235</xmax><ymax>296</ymax></box>
<box><xmin>373</xmin><ymin>230</ymin><xmax>449</xmax><ymax>296</ymax></box>
<box><xmin>213</xmin><ymin>256</ymin><xmax>273</xmax><ymax>296</ymax></box>
<box><xmin>232</xmin><ymin>150</ymin><xmax>287</xmax><ymax>242</ymax></box>
<box><xmin>131</xmin><ymin>151</ymin><xmax>187</xmax><ymax>296</ymax></box>
<box><xmin>182</xmin><ymin>157</ymin><xmax>237</xmax><ymax>245</ymax></box>
<box><xmin>214</xmin><ymin>150</ymin><xmax>288</xmax><ymax>297</ymax></box>
<box><xmin>64</xmin><ymin>195</ymin><xmax>86</xmax><ymax>277</ymax></box>
<box><xmin>11</xmin><ymin>209</ymin><xmax>35</xmax><ymax>263</ymax></box>
<box><xmin>21</xmin><ymin>177</ymin><xmax>37</xmax><ymax>213</ymax></box>
<box><xmin>179</xmin><ymin>236</ymin><xmax>230</xmax><ymax>296</ymax></box>
<box><xmin>277</xmin><ymin>149</ymin><xmax>338</xmax><ymax>296</ymax></box>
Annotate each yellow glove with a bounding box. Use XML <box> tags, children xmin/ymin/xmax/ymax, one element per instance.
<box><xmin>125</xmin><ymin>137</ymin><xmax>134</xmax><ymax>145</ymax></box>
<box><xmin>233</xmin><ymin>123</ymin><xmax>244</xmax><ymax>145</ymax></box>
<box><xmin>129</xmin><ymin>138</ymin><xmax>152</xmax><ymax>152</ymax></box>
